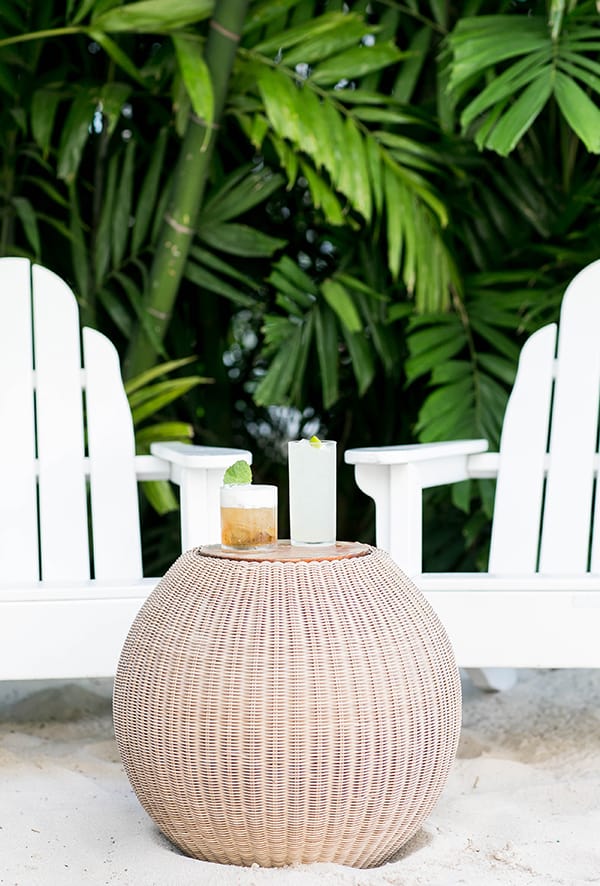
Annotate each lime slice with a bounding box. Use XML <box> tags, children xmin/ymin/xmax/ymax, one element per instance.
<box><xmin>309</xmin><ymin>435</ymin><xmax>322</xmax><ymax>448</ymax></box>
<box><xmin>223</xmin><ymin>459</ymin><xmax>252</xmax><ymax>485</ymax></box>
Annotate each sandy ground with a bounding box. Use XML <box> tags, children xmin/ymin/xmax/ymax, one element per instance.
<box><xmin>1</xmin><ymin>669</ymin><xmax>600</xmax><ymax>886</ymax></box>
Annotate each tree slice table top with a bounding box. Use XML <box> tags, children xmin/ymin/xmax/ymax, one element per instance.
<box><xmin>197</xmin><ymin>540</ymin><xmax>371</xmax><ymax>563</ymax></box>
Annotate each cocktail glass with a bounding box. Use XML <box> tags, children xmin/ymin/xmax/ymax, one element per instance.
<box><xmin>288</xmin><ymin>439</ymin><xmax>336</xmax><ymax>545</ymax></box>
<box><xmin>220</xmin><ymin>484</ymin><xmax>278</xmax><ymax>550</ymax></box>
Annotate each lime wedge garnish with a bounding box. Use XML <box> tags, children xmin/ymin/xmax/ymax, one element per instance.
<box><xmin>309</xmin><ymin>435</ymin><xmax>322</xmax><ymax>448</ymax></box>
<box><xmin>223</xmin><ymin>459</ymin><xmax>252</xmax><ymax>485</ymax></box>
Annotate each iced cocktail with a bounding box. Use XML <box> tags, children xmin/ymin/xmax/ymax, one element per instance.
<box><xmin>220</xmin><ymin>484</ymin><xmax>278</xmax><ymax>550</ymax></box>
<box><xmin>288</xmin><ymin>439</ymin><xmax>336</xmax><ymax>545</ymax></box>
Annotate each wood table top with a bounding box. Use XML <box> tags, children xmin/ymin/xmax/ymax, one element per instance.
<box><xmin>197</xmin><ymin>540</ymin><xmax>371</xmax><ymax>563</ymax></box>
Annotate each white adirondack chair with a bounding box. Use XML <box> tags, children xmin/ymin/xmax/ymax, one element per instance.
<box><xmin>0</xmin><ymin>257</ymin><xmax>251</xmax><ymax>681</ymax></box>
<box><xmin>345</xmin><ymin>259</ymin><xmax>600</xmax><ymax>690</ymax></box>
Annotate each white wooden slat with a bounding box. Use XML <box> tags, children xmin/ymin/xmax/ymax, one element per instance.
<box><xmin>488</xmin><ymin>324</ymin><xmax>557</xmax><ymax>573</ymax></box>
<box><xmin>0</xmin><ymin>257</ymin><xmax>39</xmax><ymax>581</ymax></box>
<box><xmin>32</xmin><ymin>264</ymin><xmax>90</xmax><ymax>580</ymax></box>
<box><xmin>590</xmin><ymin>265</ymin><xmax>600</xmax><ymax>573</ymax></box>
<box><xmin>0</xmin><ymin>588</ymin><xmax>154</xmax><ymax>679</ymax></box>
<box><xmin>83</xmin><ymin>327</ymin><xmax>143</xmax><ymax>580</ymax></box>
<box><xmin>419</xmin><ymin>581</ymin><xmax>600</xmax><ymax>669</ymax></box>
<box><xmin>539</xmin><ymin>261</ymin><xmax>600</xmax><ymax>574</ymax></box>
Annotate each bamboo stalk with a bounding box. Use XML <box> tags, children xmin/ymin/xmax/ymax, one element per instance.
<box><xmin>123</xmin><ymin>0</ymin><xmax>250</xmax><ymax>379</ymax></box>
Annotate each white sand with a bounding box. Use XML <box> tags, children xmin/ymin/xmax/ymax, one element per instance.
<box><xmin>1</xmin><ymin>669</ymin><xmax>600</xmax><ymax>886</ymax></box>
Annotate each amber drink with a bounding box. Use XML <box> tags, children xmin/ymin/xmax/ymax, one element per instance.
<box><xmin>220</xmin><ymin>484</ymin><xmax>277</xmax><ymax>550</ymax></box>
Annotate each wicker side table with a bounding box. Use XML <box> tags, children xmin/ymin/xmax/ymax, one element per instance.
<box><xmin>113</xmin><ymin>543</ymin><xmax>461</xmax><ymax>869</ymax></box>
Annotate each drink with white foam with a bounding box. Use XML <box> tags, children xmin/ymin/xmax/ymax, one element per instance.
<box><xmin>220</xmin><ymin>484</ymin><xmax>278</xmax><ymax>550</ymax></box>
<box><xmin>288</xmin><ymin>439</ymin><xmax>336</xmax><ymax>545</ymax></box>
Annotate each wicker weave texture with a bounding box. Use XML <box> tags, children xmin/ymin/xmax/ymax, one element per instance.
<box><xmin>113</xmin><ymin>546</ymin><xmax>461</xmax><ymax>868</ymax></box>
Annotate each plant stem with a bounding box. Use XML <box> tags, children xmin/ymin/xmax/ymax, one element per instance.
<box><xmin>0</xmin><ymin>27</ymin><xmax>84</xmax><ymax>49</ymax></box>
<box><xmin>123</xmin><ymin>0</ymin><xmax>250</xmax><ymax>379</ymax></box>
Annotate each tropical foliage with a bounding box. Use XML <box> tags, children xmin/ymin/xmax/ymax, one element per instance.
<box><xmin>1</xmin><ymin>0</ymin><xmax>599</xmax><ymax>567</ymax></box>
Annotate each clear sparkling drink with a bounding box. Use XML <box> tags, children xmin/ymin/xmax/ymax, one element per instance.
<box><xmin>288</xmin><ymin>439</ymin><xmax>336</xmax><ymax>545</ymax></box>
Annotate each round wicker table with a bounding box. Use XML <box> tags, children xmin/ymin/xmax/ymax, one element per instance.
<box><xmin>113</xmin><ymin>542</ymin><xmax>461</xmax><ymax>869</ymax></box>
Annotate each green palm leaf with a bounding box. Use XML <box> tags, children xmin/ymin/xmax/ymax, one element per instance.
<box><xmin>197</xmin><ymin>222</ymin><xmax>286</xmax><ymax>257</ymax></box>
<box><xmin>91</xmin><ymin>0</ymin><xmax>214</xmax><ymax>32</ymax></box>
<box><xmin>448</xmin><ymin>11</ymin><xmax>600</xmax><ymax>155</ymax></box>
<box><xmin>173</xmin><ymin>33</ymin><xmax>213</xmax><ymax>130</ymax></box>
<box><xmin>310</xmin><ymin>42</ymin><xmax>403</xmax><ymax>87</ymax></box>
<box><xmin>482</xmin><ymin>74</ymin><xmax>553</xmax><ymax>156</ymax></box>
<box><xmin>554</xmin><ymin>70</ymin><xmax>600</xmax><ymax>152</ymax></box>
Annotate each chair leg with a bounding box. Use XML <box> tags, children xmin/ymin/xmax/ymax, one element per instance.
<box><xmin>465</xmin><ymin>667</ymin><xmax>518</xmax><ymax>692</ymax></box>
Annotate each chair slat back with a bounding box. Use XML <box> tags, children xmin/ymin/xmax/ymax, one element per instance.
<box><xmin>488</xmin><ymin>323</ymin><xmax>556</xmax><ymax>573</ymax></box>
<box><xmin>32</xmin><ymin>264</ymin><xmax>91</xmax><ymax>580</ymax></box>
<box><xmin>83</xmin><ymin>327</ymin><xmax>142</xmax><ymax>580</ymax></box>
<box><xmin>538</xmin><ymin>261</ymin><xmax>600</xmax><ymax>573</ymax></box>
<box><xmin>0</xmin><ymin>258</ymin><xmax>143</xmax><ymax>583</ymax></box>
<box><xmin>0</xmin><ymin>258</ymin><xmax>39</xmax><ymax>581</ymax></box>
<box><xmin>490</xmin><ymin>260</ymin><xmax>600</xmax><ymax>575</ymax></box>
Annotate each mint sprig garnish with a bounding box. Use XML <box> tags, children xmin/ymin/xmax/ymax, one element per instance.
<box><xmin>223</xmin><ymin>460</ymin><xmax>252</xmax><ymax>485</ymax></box>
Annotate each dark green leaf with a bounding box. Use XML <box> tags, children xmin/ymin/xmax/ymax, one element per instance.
<box><xmin>253</xmin><ymin>323</ymin><xmax>305</xmax><ymax>405</ymax></box>
<box><xmin>554</xmin><ymin>70</ymin><xmax>600</xmax><ymax>153</ymax></box>
<box><xmin>197</xmin><ymin>222</ymin><xmax>286</xmax><ymax>257</ymax></box>
<box><xmin>281</xmin><ymin>19</ymin><xmax>373</xmax><ymax>67</ymax></box>
<box><xmin>406</xmin><ymin>339</ymin><xmax>465</xmax><ymax>382</ymax></box>
<box><xmin>125</xmin><ymin>356</ymin><xmax>199</xmax><ymax>394</ymax></box>
<box><xmin>341</xmin><ymin>326</ymin><xmax>375</xmax><ymax>395</ymax></box>
<box><xmin>95</xmin><ymin>152</ymin><xmax>118</xmax><ymax>284</ymax></box>
<box><xmin>57</xmin><ymin>89</ymin><xmax>96</xmax><ymax>182</ymax></box>
<box><xmin>92</xmin><ymin>0</ymin><xmax>213</xmax><ymax>32</ymax></box>
<box><xmin>321</xmin><ymin>279</ymin><xmax>363</xmax><ymax>332</ymax></box>
<box><xmin>451</xmin><ymin>479</ymin><xmax>472</xmax><ymax>513</ymax></box>
<box><xmin>111</xmin><ymin>140</ymin><xmax>135</xmax><ymax>269</ymax></box>
<box><xmin>315</xmin><ymin>305</ymin><xmax>339</xmax><ymax>408</ymax></box>
<box><xmin>299</xmin><ymin>160</ymin><xmax>346</xmax><ymax>226</ymax></box>
<box><xmin>71</xmin><ymin>0</ymin><xmax>106</xmax><ymax>24</ymax></box>
<box><xmin>243</xmin><ymin>0</ymin><xmax>300</xmax><ymax>35</ymax></box>
<box><xmin>172</xmin><ymin>33</ymin><xmax>213</xmax><ymax>128</ymax></box>
<box><xmin>68</xmin><ymin>184</ymin><xmax>90</xmax><ymax>307</ymax></box>
<box><xmin>477</xmin><ymin>352</ymin><xmax>516</xmax><ymax>385</ymax></box>
<box><xmin>30</xmin><ymin>89</ymin><xmax>62</xmax><ymax>155</ymax></box>
<box><xmin>393</xmin><ymin>26</ymin><xmax>431</xmax><ymax>103</ymax></box>
<box><xmin>95</xmin><ymin>287</ymin><xmax>134</xmax><ymax>339</ymax></box>
<box><xmin>140</xmin><ymin>480</ymin><xmax>179</xmax><ymax>514</ymax></box>
<box><xmin>200</xmin><ymin>165</ymin><xmax>286</xmax><ymax>224</ymax></box>
<box><xmin>470</xmin><ymin>317</ymin><xmax>520</xmax><ymax>360</ymax></box>
<box><xmin>430</xmin><ymin>360</ymin><xmax>471</xmax><ymax>384</ymax></box>
<box><xmin>448</xmin><ymin>16</ymin><xmax>548</xmax><ymax>90</ymax></box>
<box><xmin>460</xmin><ymin>49</ymin><xmax>551</xmax><ymax>128</ymax></box>
<box><xmin>418</xmin><ymin>378</ymin><xmax>474</xmax><ymax>424</ymax></box>
<box><xmin>89</xmin><ymin>30</ymin><xmax>148</xmax><ymax>85</ymax></box>
<box><xmin>135</xmin><ymin>421</ymin><xmax>194</xmax><ymax>446</ymax></box>
<box><xmin>113</xmin><ymin>271</ymin><xmax>168</xmax><ymax>359</ymax></box>
<box><xmin>188</xmin><ymin>245</ymin><xmax>263</xmax><ymax>292</ymax></box>
<box><xmin>132</xmin><ymin>128</ymin><xmax>168</xmax><ymax>254</ymax></box>
<box><xmin>130</xmin><ymin>378</ymin><xmax>203</xmax><ymax>422</ymax></box>
<box><xmin>253</xmin><ymin>12</ymin><xmax>365</xmax><ymax>56</ymax></box>
<box><xmin>269</xmin><ymin>255</ymin><xmax>318</xmax><ymax>298</ymax></box>
<box><xmin>184</xmin><ymin>261</ymin><xmax>256</xmax><ymax>307</ymax></box>
<box><xmin>484</xmin><ymin>74</ymin><xmax>553</xmax><ymax>155</ymax></box>
<box><xmin>100</xmin><ymin>82</ymin><xmax>132</xmax><ymax>138</ymax></box>
<box><xmin>310</xmin><ymin>43</ymin><xmax>403</xmax><ymax>86</ymax></box>
<box><xmin>23</xmin><ymin>175</ymin><xmax>69</xmax><ymax>208</ymax></box>
<box><xmin>12</xmin><ymin>196</ymin><xmax>40</xmax><ymax>257</ymax></box>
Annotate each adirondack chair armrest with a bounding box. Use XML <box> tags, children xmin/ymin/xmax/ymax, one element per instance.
<box><xmin>150</xmin><ymin>442</ymin><xmax>253</xmax><ymax>550</ymax></box>
<box><xmin>150</xmin><ymin>441</ymin><xmax>252</xmax><ymax>471</ymax></box>
<box><xmin>344</xmin><ymin>439</ymin><xmax>489</xmax><ymax>575</ymax></box>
